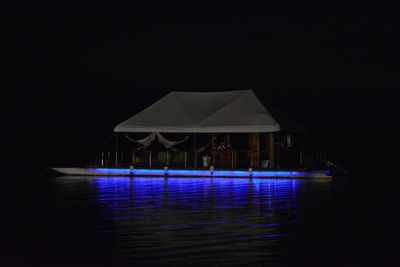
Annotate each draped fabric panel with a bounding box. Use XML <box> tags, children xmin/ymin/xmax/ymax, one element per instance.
<box><xmin>125</xmin><ymin>132</ymin><xmax>190</xmax><ymax>150</ymax></box>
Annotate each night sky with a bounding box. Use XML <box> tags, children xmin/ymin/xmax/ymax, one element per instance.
<box><xmin>4</xmin><ymin>2</ymin><xmax>399</xmax><ymax>176</ymax></box>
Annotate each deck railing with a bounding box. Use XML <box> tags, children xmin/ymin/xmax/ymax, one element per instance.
<box><xmin>95</xmin><ymin>149</ymin><xmax>322</xmax><ymax>170</ymax></box>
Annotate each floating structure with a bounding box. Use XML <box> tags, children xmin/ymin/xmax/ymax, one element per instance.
<box><xmin>52</xmin><ymin>167</ymin><xmax>332</xmax><ymax>178</ymax></box>
<box><xmin>53</xmin><ymin>90</ymin><xmax>332</xmax><ymax>178</ymax></box>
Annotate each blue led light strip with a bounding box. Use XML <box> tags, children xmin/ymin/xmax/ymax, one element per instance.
<box><xmin>88</xmin><ymin>168</ymin><xmax>311</xmax><ymax>177</ymax></box>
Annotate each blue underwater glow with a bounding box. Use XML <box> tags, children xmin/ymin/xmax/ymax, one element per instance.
<box><xmin>52</xmin><ymin>174</ymin><xmax>333</xmax><ymax>264</ymax></box>
<box><xmin>89</xmin><ymin>176</ymin><xmax>301</xmax><ymax>220</ymax></box>
<box><xmin>88</xmin><ymin>168</ymin><xmax>311</xmax><ymax>177</ymax></box>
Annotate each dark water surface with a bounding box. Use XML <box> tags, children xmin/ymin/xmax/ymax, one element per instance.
<box><xmin>53</xmin><ymin>177</ymin><xmax>330</xmax><ymax>266</ymax></box>
<box><xmin>4</xmin><ymin>174</ymin><xmax>398</xmax><ymax>266</ymax></box>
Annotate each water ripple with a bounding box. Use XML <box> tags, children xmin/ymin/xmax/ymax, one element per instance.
<box><xmin>53</xmin><ymin>176</ymin><xmax>332</xmax><ymax>266</ymax></box>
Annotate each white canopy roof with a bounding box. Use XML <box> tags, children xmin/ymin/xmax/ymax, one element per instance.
<box><xmin>114</xmin><ymin>90</ymin><xmax>281</xmax><ymax>133</ymax></box>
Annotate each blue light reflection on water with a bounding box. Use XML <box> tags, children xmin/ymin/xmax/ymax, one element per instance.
<box><xmin>78</xmin><ymin>176</ymin><xmax>332</xmax><ymax>265</ymax></box>
<box><xmin>90</xmin><ymin>177</ymin><xmax>299</xmax><ymax>219</ymax></box>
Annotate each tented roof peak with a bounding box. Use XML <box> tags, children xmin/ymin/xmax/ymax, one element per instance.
<box><xmin>114</xmin><ymin>90</ymin><xmax>281</xmax><ymax>133</ymax></box>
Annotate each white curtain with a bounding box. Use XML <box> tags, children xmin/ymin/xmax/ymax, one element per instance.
<box><xmin>125</xmin><ymin>132</ymin><xmax>189</xmax><ymax>150</ymax></box>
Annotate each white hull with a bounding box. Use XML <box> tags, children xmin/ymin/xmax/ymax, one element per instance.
<box><xmin>51</xmin><ymin>167</ymin><xmax>332</xmax><ymax>179</ymax></box>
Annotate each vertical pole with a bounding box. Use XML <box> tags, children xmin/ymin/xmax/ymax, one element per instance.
<box><xmin>231</xmin><ymin>150</ymin><xmax>234</xmax><ymax>169</ymax></box>
<box><xmin>268</xmin><ymin>133</ymin><xmax>275</xmax><ymax>168</ymax></box>
<box><xmin>193</xmin><ymin>133</ymin><xmax>197</xmax><ymax>168</ymax></box>
<box><xmin>167</xmin><ymin>150</ymin><xmax>169</xmax><ymax>166</ymax></box>
<box><xmin>213</xmin><ymin>150</ymin><xmax>216</xmax><ymax>166</ymax></box>
<box><xmin>257</xmin><ymin>132</ymin><xmax>260</xmax><ymax>168</ymax></box>
<box><xmin>149</xmin><ymin>150</ymin><xmax>152</xmax><ymax>168</ymax></box>
<box><xmin>101</xmin><ymin>151</ymin><xmax>104</xmax><ymax>166</ymax></box>
<box><xmin>277</xmin><ymin>134</ymin><xmax>280</xmax><ymax>169</ymax></box>
<box><xmin>132</xmin><ymin>150</ymin><xmax>135</xmax><ymax>165</ymax></box>
<box><xmin>184</xmin><ymin>151</ymin><xmax>187</xmax><ymax>168</ymax></box>
<box><xmin>115</xmin><ymin>133</ymin><xmax>119</xmax><ymax>166</ymax></box>
<box><xmin>248</xmin><ymin>133</ymin><xmax>258</xmax><ymax>168</ymax></box>
<box><xmin>211</xmin><ymin>133</ymin><xmax>215</xmax><ymax>167</ymax></box>
<box><xmin>250</xmin><ymin>150</ymin><xmax>253</xmax><ymax>168</ymax></box>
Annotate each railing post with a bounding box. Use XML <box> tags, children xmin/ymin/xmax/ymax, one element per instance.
<box><xmin>115</xmin><ymin>133</ymin><xmax>119</xmax><ymax>166</ymax></box>
<box><xmin>250</xmin><ymin>150</ymin><xmax>253</xmax><ymax>168</ymax></box>
<box><xmin>213</xmin><ymin>150</ymin><xmax>216</xmax><ymax>166</ymax></box>
<box><xmin>101</xmin><ymin>151</ymin><xmax>104</xmax><ymax>166</ymax></box>
<box><xmin>193</xmin><ymin>133</ymin><xmax>197</xmax><ymax>168</ymax></box>
<box><xmin>257</xmin><ymin>133</ymin><xmax>260</xmax><ymax>168</ymax></box>
<box><xmin>184</xmin><ymin>151</ymin><xmax>187</xmax><ymax>168</ymax></box>
<box><xmin>167</xmin><ymin>151</ymin><xmax>169</xmax><ymax>166</ymax></box>
<box><xmin>231</xmin><ymin>150</ymin><xmax>234</xmax><ymax>169</ymax></box>
<box><xmin>132</xmin><ymin>151</ymin><xmax>135</xmax><ymax>165</ymax></box>
<box><xmin>149</xmin><ymin>150</ymin><xmax>152</xmax><ymax>168</ymax></box>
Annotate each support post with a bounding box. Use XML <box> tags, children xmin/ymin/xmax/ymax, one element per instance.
<box><xmin>149</xmin><ymin>150</ymin><xmax>152</xmax><ymax>168</ymax></box>
<box><xmin>132</xmin><ymin>151</ymin><xmax>135</xmax><ymax>165</ymax></box>
<box><xmin>268</xmin><ymin>133</ymin><xmax>275</xmax><ymax>168</ymax></box>
<box><xmin>115</xmin><ymin>133</ymin><xmax>119</xmax><ymax>166</ymax></box>
<box><xmin>166</xmin><ymin>150</ymin><xmax>169</xmax><ymax>166</ymax></box>
<box><xmin>193</xmin><ymin>133</ymin><xmax>197</xmax><ymax>168</ymax></box>
<box><xmin>277</xmin><ymin>134</ymin><xmax>280</xmax><ymax>169</ymax></box>
<box><xmin>231</xmin><ymin>150</ymin><xmax>234</xmax><ymax>169</ymax></box>
<box><xmin>184</xmin><ymin>151</ymin><xmax>187</xmax><ymax>168</ymax></box>
<box><xmin>250</xmin><ymin>150</ymin><xmax>253</xmax><ymax>168</ymax></box>
<box><xmin>248</xmin><ymin>133</ymin><xmax>259</xmax><ymax>168</ymax></box>
<box><xmin>213</xmin><ymin>150</ymin><xmax>216</xmax><ymax>166</ymax></box>
<box><xmin>257</xmin><ymin>133</ymin><xmax>260</xmax><ymax>168</ymax></box>
<box><xmin>211</xmin><ymin>133</ymin><xmax>215</xmax><ymax>167</ymax></box>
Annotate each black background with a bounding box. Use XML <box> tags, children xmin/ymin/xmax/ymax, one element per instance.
<box><xmin>3</xmin><ymin>1</ymin><xmax>400</xmax><ymax>265</ymax></box>
<box><xmin>5</xmin><ymin>2</ymin><xmax>399</xmax><ymax>175</ymax></box>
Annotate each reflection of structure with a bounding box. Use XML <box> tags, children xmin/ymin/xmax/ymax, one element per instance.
<box><xmin>86</xmin><ymin>177</ymin><xmax>306</xmax><ymax>264</ymax></box>
<box><xmin>112</xmin><ymin>90</ymin><xmax>308</xmax><ymax>170</ymax></box>
<box><xmin>51</xmin><ymin>176</ymin><xmax>332</xmax><ymax>265</ymax></box>
<box><xmin>90</xmin><ymin>177</ymin><xmax>302</xmax><ymax>220</ymax></box>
